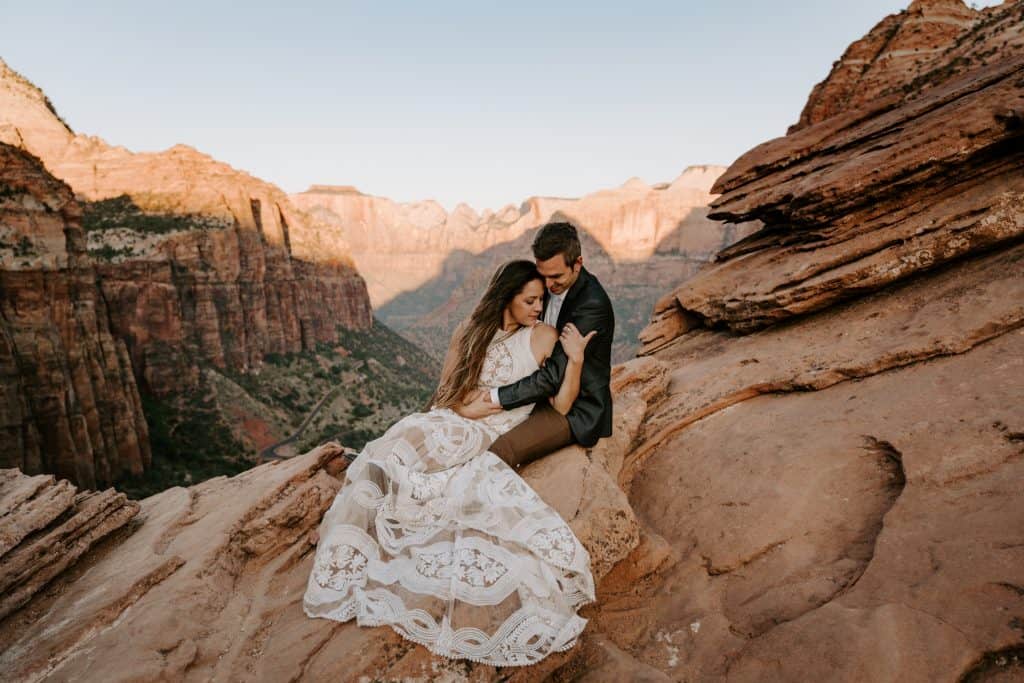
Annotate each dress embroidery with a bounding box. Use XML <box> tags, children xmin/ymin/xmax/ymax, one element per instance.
<box><xmin>312</xmin><ymin>544</ymin><xmax>368</xmax><ymax>591</ymax></box>
<box><xmin>416</xmin><ymin>547</ymin><xmax>508</xmax><ymax>587</ymax></box>
<box><xmin>528</xmin><ymin>526</ymin><xmax>577</xmax><ymax>567</ymax></box>
<box><xmin>480</xmin><ymin>337</ymin><xmax>515</xmax><ymax>386</ymax></box>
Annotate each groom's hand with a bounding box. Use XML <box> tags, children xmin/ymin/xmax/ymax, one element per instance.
<box><xmin>456</xmin><ymin>389</ymin><xmax>503</xmax><ymax>419</ymax></box>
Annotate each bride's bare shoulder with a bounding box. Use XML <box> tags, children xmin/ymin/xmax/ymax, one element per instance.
<box><xmin>530</xmin><ymin>323</ymin><xmax>558</xmax><ymax>363</ymax></box>
<box><xmin>531</xmin><ymin>322</ymin><xmax>557</xmax><ymax>342</ymax></box>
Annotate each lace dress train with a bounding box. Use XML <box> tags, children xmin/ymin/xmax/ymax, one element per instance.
<box><xmin>303</xmin><ymin>326</ymin><xmax>596</xmax><ymax>667</ymax></box>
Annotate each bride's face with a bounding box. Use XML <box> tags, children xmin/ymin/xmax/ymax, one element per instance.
<box><xmin>507</xmin><ymin>279</ymin><xmax>545</xmax><ymax>326</ymax></box>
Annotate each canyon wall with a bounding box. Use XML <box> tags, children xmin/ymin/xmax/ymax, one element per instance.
<box><xmin>0</xmin><ymin>59</ymin><xmax>373</xmax><ymax>487</ymax></box>
<box><xmin>293</xmin><ymin>166</ymin><xmax>755</xmax><ymax>361</ymax></box>
<box><xmin>0</xmin><ymin>143</ymin><xmax>150</xmax><ymax>488</ymax></box>
<box><xmin>0</xmin><ymin>58</ymin><xmax>373</xmax><ymax>393</ymax></box>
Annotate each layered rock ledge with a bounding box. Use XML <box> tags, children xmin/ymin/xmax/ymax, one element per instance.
<box><xmin>0</xmin><ymin>468</ymin><xmax>139</xmax><ymax>621</ymax></box>
<box><xmin>641</xmin><ymin>51</ymin><xmax>1023</xmax><ymax>349</ymax></box>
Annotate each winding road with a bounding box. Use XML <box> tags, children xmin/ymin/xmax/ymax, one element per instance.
<box><xmin>259</xmin><ymin>387</ymin><xmax>340</xmax><ymax>461</ymax></box>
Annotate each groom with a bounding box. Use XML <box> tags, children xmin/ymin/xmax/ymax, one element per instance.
<box><xmin>463</xmin><ymin>221</ymin><xmax>615</xmax><ymax>469</ymax></box>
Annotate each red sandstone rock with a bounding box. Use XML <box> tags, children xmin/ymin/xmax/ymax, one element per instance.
<box><xmin>640</xmin><ymin>52</ymin><xmax>1024</xmax><ymax>348</ymax></box>
<box><xmin>0</xmin><ymin>59</ymin><xmax>373</xmax><ymax>399</ymax></box>
<box><xmin>793</xmin><ymin>1</ymin><xmax>1024</xmax><ymax>133</ymax></box>
<box><xmin>794</xmin><ymin>0</ymin><xmax>982</xmax><ymax>131</ymax></box>
<box><xmin>0</xmin><ymin>429</ymin><xmax>641</xmax><ymax>680</ymax></box>
<box><xmin>0</xmin><ymin>468</ymin><xmax>139</xmax><ymax>620</ymax></box>
<box><xmin>0</xmin><ymin>144</ymin><xmax>151</xmax><ymax>487</ymax></box>
<box><xmin>606</xmin><ymin>316</ymin><xmax>1024</xmax><ymax>681</ymax></box>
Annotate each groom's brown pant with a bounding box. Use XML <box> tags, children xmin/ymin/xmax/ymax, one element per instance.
<box><xmin>489</xmin><ymin>401</ymin><xmax>574</xmax><ymax>471</ymax></box>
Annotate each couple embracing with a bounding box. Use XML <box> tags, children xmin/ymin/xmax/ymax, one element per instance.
<box><xmin>303</xmin><ymin>221</ymin><xmax>615</xmax><ymax>667</ymax></box>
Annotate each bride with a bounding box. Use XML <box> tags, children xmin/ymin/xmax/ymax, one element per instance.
<box><xmin>303</xmin><ymin>260</ymin><xmax>597</xmax><ymax>667</ymax></box>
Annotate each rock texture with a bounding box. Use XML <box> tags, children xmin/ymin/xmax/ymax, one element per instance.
<box><xmin>794</xmin><ymin>0</ymin><xmax>1023</xmax><ymax>132</ymax></box>
<box><xmin>0</xmin><ymin>143</ymin><xmax>150</xmax><ymax>488</ymax></box>
<box><xmin>596</xmin><ymin>263</ymin><xmax>1024</xmax><ymax>681</ymax></box>
<box><xmin>90</xmin><ymin>225</ymin><xmax>373</xmax><ymax>396</ymax></box>
<box><xmin>640</xmin><ymin>7</ymin><xmax>1024</xmax><ymax>350</ymax></box>
<box><xmin>294</xmin><ymin>167</ymin><xmax>755</xmax><ymax>361</ymax></box>
<box><xmin>0</xmin><ymin>468</ymin><xmax>139</xmax><ymax>621</ymax></box>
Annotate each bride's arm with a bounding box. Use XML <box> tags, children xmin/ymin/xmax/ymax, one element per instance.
<box><xmin>549</xmin><ymin>323</ymin><xmax>595</xmax><ymax>415</ymax></box>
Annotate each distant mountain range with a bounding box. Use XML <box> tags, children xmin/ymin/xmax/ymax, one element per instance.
<box><xmin>292</xmin><ymin>166</ymin><xmax>757</xmax><ymax>361</ymax></box>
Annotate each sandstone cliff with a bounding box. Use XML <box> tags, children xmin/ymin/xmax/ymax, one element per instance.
<box><xmin>294</xmin><ymin>167</ymin><xmax>755</xmax><ymax>361</ymax></box>
<box><xmin>793</xmin><ymin>0</ymin><xmax>1022</xmax><ymax>131</ymax></box>
<box><xmin>641</xmin><ymin>1</ymin><xmax>1024</xmax><ymax>348</ymax></box>
<box><xmin>293</xmin><ymin>165</ymin><xmax>731</xmax><ymax>307</ymax></box>
<box><xmin>0</xmin><ymin>58</ymin><xmax>373</xmax><ymax>396</ymax></box>
<box><xmin>0</xmin><ymin>143</ymin><xmax>150</xmax><ymax>488</ymax></box>
<box><xmin>0</xmin><ymin>59</ymin><xmax>376</xmax><ymax>489</ymax></box>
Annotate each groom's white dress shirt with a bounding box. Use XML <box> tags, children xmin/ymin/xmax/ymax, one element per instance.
<box><xmin>543</xmin><ymin>291</ymin><xmax>565</xmax><ymax>327</ymax></box>
<box><xmin>490</xmin><ymin>290</ymin><xmax>565</xmax><ymax>404</ymax></box>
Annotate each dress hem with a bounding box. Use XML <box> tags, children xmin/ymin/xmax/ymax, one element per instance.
<box><xmin>303</xmin><ymin>595</ymin><xmax>596</xmax><ymax>668</ymax></box>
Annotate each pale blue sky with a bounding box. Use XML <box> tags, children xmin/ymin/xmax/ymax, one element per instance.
<box><xmin>0</xmin><ymin>1</ymin><xmax>1000</xmax><ymax>210</ymax></box>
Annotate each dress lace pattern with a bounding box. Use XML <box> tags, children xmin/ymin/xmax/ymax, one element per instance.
<box><xmin>303</xmin><ymin>326</ymin><xmax>595</xmax><ymax>667</ymax></box>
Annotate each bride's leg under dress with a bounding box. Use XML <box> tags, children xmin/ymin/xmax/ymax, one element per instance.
<box><xmin>303</xmin><ymin>410</ymin><xmax>596</xmax><ymax>667</ymax></box>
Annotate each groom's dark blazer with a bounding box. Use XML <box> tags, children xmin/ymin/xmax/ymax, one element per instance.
<box><xmin>497</xmin><ymin>266</ymin><xmax>614</xmax><ymax>447</ymax></box>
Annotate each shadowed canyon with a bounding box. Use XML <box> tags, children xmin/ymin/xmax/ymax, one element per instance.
<box><xmin>1</xmin><ymin>0</ymin><xmax>1023</xmax><ymax>680</ymax></box>
<box><xmin>0</xmin><ymin>57</ymin><xmax>437</xmax><ymax>497</ymax></box>
<box><xmin>291</xmin><ymin>165</ymin><xmax>755</xmax><ymax>363</ymax></box>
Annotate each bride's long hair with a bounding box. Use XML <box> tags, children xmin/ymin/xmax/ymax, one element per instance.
<box><xmin>431</xmin><ymin>260</ymin><xmax>542</xmax><ymax>410</ymax></box>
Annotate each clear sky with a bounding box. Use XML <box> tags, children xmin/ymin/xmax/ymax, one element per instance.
<box><xmin>0</xmin><ymin>1</ymin><xmax>1001</xmax><ymax>211</ymax></box>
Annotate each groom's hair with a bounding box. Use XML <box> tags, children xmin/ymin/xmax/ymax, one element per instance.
<box><xmin>532</xmin><ymin>221</ymin><xmax>581</xmax><ymax>266</ymax></box>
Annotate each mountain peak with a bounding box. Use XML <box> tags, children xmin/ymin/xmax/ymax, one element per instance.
<box><xmin>303</xmin><ymin>184</ymin><xmax>365</xmax><ymax>196</ymax></box>
<box><xmin>621</xmin><ymin>176</ymin><xmax>651</xmax><ymax>191</ymax></box>
<box><xmin>0</xmin><ymin>57</ymin><xmax>73</xmax><ymax>136</ymax></box>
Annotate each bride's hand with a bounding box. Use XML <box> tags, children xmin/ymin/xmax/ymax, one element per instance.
<box><xmin>560</xmin><ymin>323</ymin><xmax>596</xmax><ymax>363</ymax></box>
<box><xmin>454</xmin><ymin>389</ymin><xmax>503</xmax><ymax>419</ymax></box>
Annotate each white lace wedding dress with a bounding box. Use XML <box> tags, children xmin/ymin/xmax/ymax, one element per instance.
<box><xmin>303</xmin><ymin>325</ymin><xmax>596</xmax><ymax>667</ymax></box>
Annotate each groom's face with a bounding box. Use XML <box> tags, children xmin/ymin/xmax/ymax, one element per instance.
<box><xmin>536</xmin><ymin>254</ymin><xmax>582</xmax><ymax>296</ymax></box>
